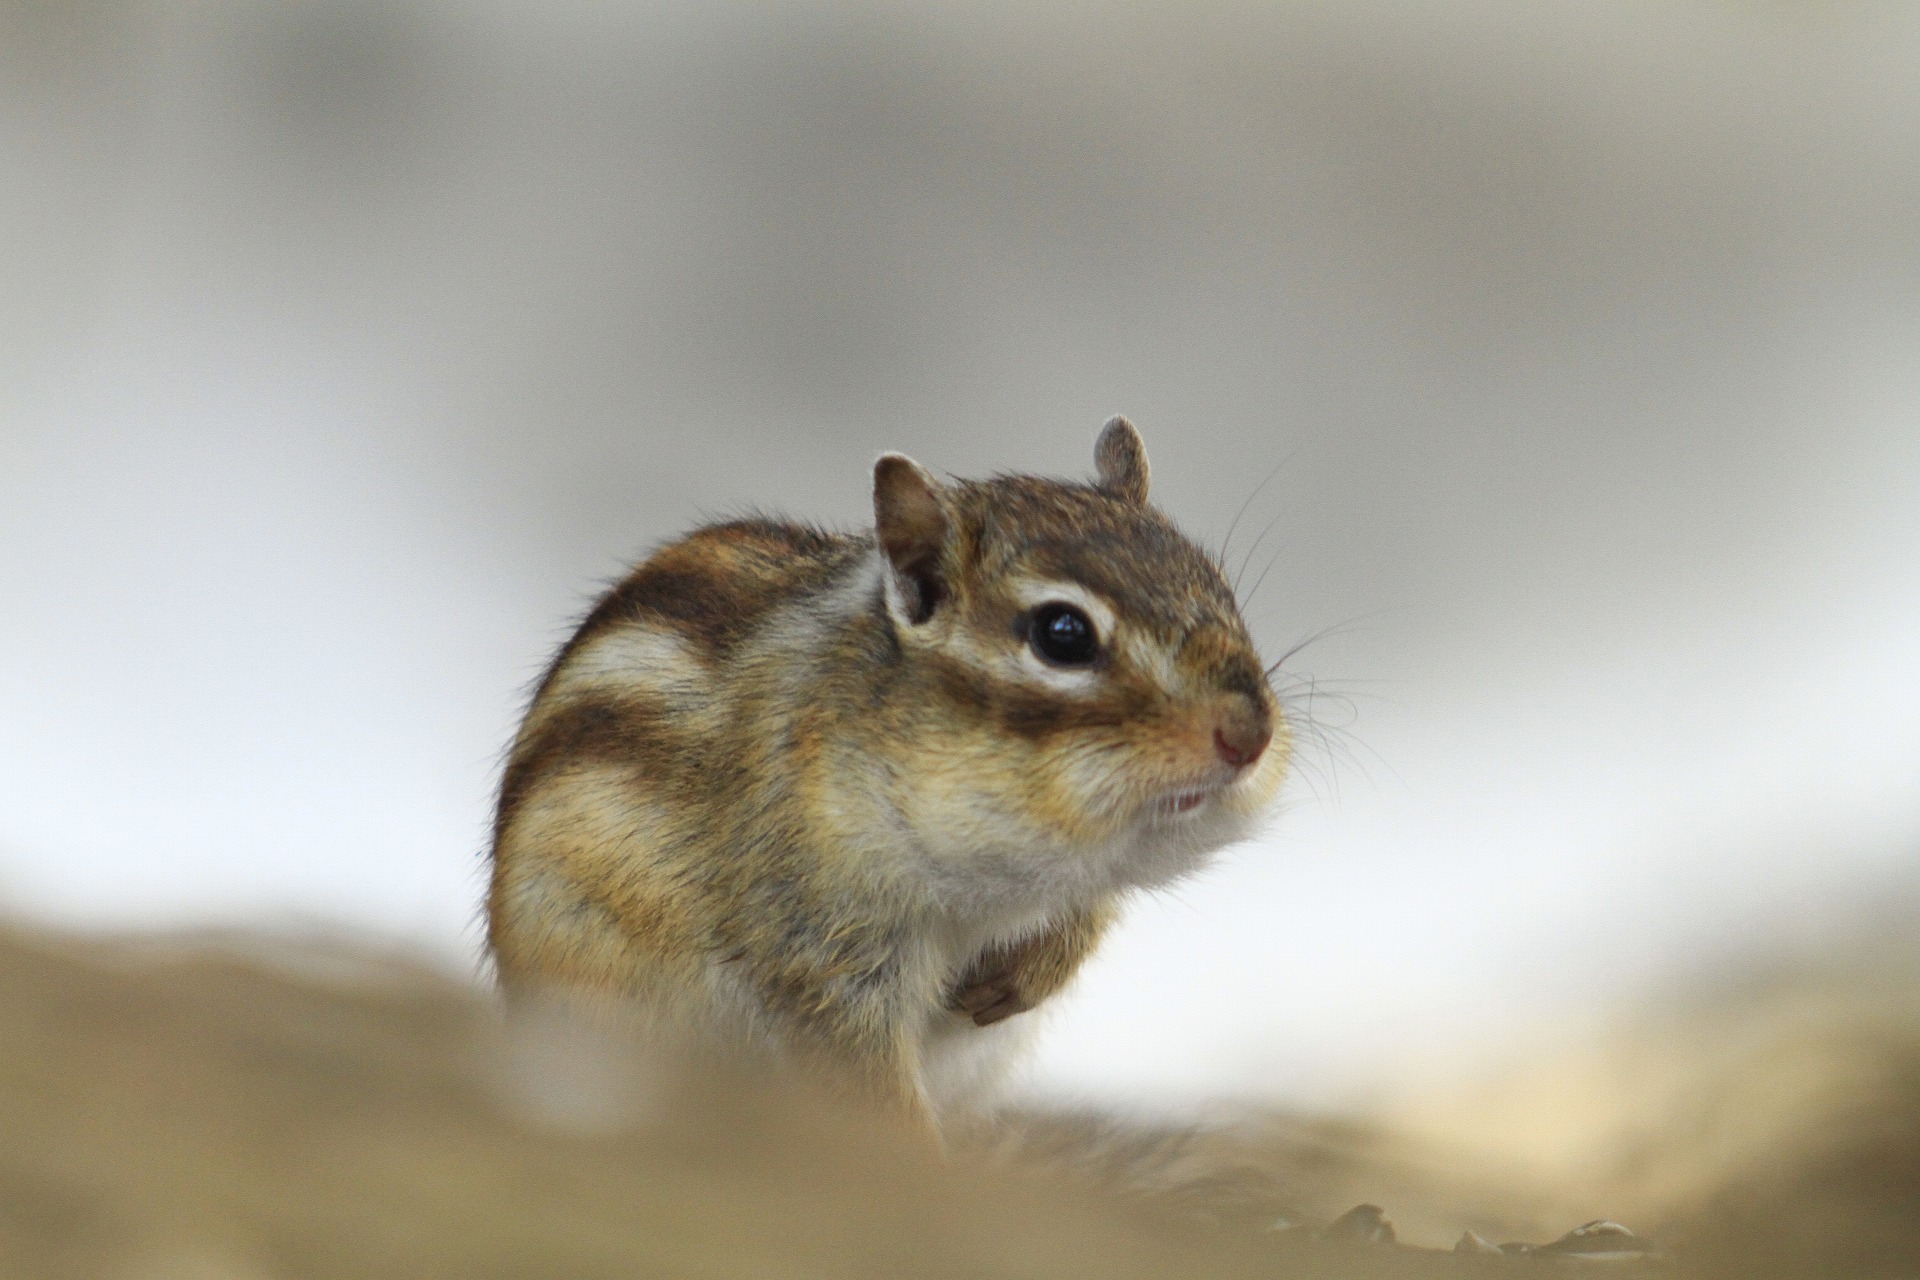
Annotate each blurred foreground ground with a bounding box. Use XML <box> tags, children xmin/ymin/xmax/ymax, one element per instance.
<box><xmin>0</xmin><ymin>913</ymin><xmax>1913</xmax><ymax>1279</ymax></box>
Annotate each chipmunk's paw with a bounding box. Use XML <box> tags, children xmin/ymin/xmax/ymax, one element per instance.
<box><xmin>945</xmin><ymin>971</ymin><xmax>1033</xmax><ymax>1027</ymax></box>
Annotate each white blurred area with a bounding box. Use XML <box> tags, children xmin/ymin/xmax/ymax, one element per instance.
<box><xmin>3</xmin><ymin>1</ymin><xmax>1916</xmax><ymax>1108</ymax></box>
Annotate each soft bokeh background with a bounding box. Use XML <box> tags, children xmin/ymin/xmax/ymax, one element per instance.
<box><xmin>4</xmin><ymin>0</ymin><xmax>1916</xmax><ymax>1110</ymax></box>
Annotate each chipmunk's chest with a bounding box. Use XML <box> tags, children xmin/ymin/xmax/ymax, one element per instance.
<box><xmin>908</xmin><ymin>914</ymin><xmax>1055</xmax><ymax>1116</ymax></box>
<box><xmin>914</xmin><ymin>997</ymin><xmax>1044</xmax><ymax>1117</ymax></box>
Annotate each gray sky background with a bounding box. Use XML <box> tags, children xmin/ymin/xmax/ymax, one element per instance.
<box><xmin>4</xmin><ymin>0</ymin><xmax>1917</xmax><ymax>1108</ymax></box>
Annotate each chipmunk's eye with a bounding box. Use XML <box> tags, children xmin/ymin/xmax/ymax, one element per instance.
<box><xmin>1030</xmin><ymin>603</ymin><xmax>1099</xmax><ymax>666</ymax></box>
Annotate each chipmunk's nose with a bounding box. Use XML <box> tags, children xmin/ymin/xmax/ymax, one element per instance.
<box><xmin>1213</xmin><ymin>700</ymin><xmax>1272</xmax><ymax>769</ymax></box>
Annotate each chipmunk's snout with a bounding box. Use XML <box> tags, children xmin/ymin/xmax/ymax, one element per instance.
<box><xmin>1179</xmin><ymin>629</ymin><xmax>1275</xmax><ymax>771</ymax></box>
<box><xmin>1212</xmin><ymin>700</ymin><xmax>1273</xmax><ymax>769</ymax></box>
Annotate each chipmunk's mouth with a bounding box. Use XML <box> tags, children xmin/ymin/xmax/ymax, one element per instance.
<box><xmin>1157</xmin><ymin>785</ymin><xmax>1219</xmax><ymax>818</ymax></box>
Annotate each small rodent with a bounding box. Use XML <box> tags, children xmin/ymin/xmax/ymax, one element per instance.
<box><xmin>487</xmin><ymin>417</ymin><xmax>1288</xmax><ymax>1124</ymax></box>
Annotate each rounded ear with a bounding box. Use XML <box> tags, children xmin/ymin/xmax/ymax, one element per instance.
<box><xmin>873</xmin><ymin>453</ymin><xmax>950</xmax><ymax>624</ymax></box>
<box><xmin>1094</xmin><ymin>415</ymin><xmax>1150</xmax><ymax>506</ymax></box>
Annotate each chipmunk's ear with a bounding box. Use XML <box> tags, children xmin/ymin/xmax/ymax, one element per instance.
<box><xmin>1094</xmin><ymin>415</ymin><xmax>1150</xmax><ymax>506</ymax></box>
<box><xmin>873</xmin><ymin>452</ymin><xmax>950</xmax><ymax>624</ymax></box>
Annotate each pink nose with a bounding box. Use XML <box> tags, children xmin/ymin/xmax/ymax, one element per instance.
<box><xmin>1214</xmin><ymin>720</ymin><xmax>1271</xmax><ymax>769</ymax></box>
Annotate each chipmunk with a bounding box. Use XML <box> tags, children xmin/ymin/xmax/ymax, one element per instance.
<box><xmin>486</xmin><ymin>417</ymin><xmax>1288</xmax><ymax>1124</ymax></box>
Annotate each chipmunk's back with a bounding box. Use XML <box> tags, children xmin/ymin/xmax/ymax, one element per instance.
<box><xmin>487</xmin><ymin>519</ymin><xmax>870</xmax><ymax>999</ymax></box>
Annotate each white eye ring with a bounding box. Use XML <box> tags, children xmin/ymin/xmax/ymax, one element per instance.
<box><xmin>1006</xmin><ymin>579</ymin><xmax>1115</xmax><ymax>696</ymax></box>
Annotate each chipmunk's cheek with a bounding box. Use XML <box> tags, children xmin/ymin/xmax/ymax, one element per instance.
<box><xmin>1040</xmin><ymin>747</ymin><xmax>1138</xmax><ymax>842</ymax></box>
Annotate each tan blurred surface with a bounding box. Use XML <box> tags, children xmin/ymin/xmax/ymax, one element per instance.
<box><xmin>0</xmin><ymin>915</ymin><xmax>1912</xmax><ymax>1278</ymax></box>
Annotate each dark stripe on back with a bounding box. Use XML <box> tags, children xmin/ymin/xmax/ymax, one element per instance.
<box><xmin>584</xmin><ymin>522</ymin><xmax>854</xmax><ymax>654</ymax></box>
<box><xmin>493</xmin><ymin>696</ymin><xmax>676</xmax><ymax>847</ymax></box>
<box><xmin>522</xmin><ymin>519</ymin><xmax>862</xmax><ymax>715</ymax></box>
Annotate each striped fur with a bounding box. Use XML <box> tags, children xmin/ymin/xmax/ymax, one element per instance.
<box><xmin>488</xmin><ymin>423</ymin><xmax>1289</xmax><ymax>1123</ymax></box>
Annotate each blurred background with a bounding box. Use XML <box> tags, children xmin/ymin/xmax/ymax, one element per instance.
<box><xmin>3</xmin><ymin>0</ymin><xmax>1916</xmax><ymax>1113</ymax></box>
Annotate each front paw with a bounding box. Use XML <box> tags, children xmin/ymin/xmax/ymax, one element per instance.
<box><xmin>945</xmin><ymin>973</ymin><xmax>1033</xmax><ymax>1026</ymax></box>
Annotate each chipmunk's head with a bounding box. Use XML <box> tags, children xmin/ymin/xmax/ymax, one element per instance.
<box><xmin>870</xmin><ymin>417</ymin><xmax>1288</xmax><ymax>896</ymax></box>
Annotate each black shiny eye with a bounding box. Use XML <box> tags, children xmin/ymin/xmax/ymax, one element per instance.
<box><xmin>1029</xmin><ymin>603</ymin><xmax>1099</xmax><ymax>666</ymax></box>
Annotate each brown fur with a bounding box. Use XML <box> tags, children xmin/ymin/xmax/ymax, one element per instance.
<box><xmin>487</xmin><ymin>419</ymin><xmax>1290</xmax><ymax>1122</ymax></box>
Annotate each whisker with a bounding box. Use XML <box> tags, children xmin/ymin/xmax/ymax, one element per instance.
<box><xmin>1264</xmin><ymin>608</ymin><xmax>1399</xmax><ymax>676</ymax></box>
<box><xmin>1231</xmin><ymin>508</ymin><xmax>1290</xmax><ymax>599</ymax></box>
<box><xmin>1240</xmin><ymin>546</ymin><xmax>1284</xmax><ymax>613</ymax></box>
<box><xmin>1264</xmin><ymin>661</ymin><xmax>1405</xmax><ymax>801</ymax></box>
<box><xmin>1306</xmin><ymin>707</ymin><xmax>1399</xmax><ymax>789</ymax></box>
<box><xmin>1217</xmin><ymin>448</ymin><xmax>1297</xmax><ymax>568</ymax></box>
